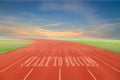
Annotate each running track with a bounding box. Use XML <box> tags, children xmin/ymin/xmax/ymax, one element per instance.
<box><xmin>0</xmin><ymin>39</ymin><xmax>120</xmax><ymax>80</ymax></box>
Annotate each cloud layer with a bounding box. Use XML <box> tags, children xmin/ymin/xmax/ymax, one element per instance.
<box><xmin>0</xmin><ymin>1</ymin><xmax>120</xmax><ymax>39</ymax></box>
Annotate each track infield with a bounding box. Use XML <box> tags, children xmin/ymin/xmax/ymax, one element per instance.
<box><xmin>0</xmin><ymin>39</ymin><xmax>120</xmax><ymax>80</ymax></box>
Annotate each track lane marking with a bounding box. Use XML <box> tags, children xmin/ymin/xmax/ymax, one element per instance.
<box><xmin>59</xmin><ymin>68</ymin><xmax>61</xmax><ymax>80</ymax></box>
<box><xmin>73</xmin><ymin>47</ymin><xmax>120</xmax><ymax>72</ymax></box>
<box><xmin>0</xmin><ymin>52</ymin><xmax>34</xmax><ymax>73</ymax></box>
<box><xmin>92</xmin><ymin>49</ymin><xmax>120</xmax><ymax>61</ymax></box>
<box><xmin>92</xmin><ymin>55</ymin><xmax>120</xmax><ymax>72</ymax></box>
<box><xmin>23</xmin><ymin>68</ymin><xmax>34</xmax><ymax>80</ymax></box>
<box><xmin>23</xmin><ymin>48</ymin><xmax>49</xmax><ymax>80</ymax></box>
<box><xmin>58</xmin><ymin>48</ymin><xmax>62</xmax><ymax>80</ymax></box>
<box><xmin>83</xmin><ymin>48</ymin><xmax>120</xmax><ymax>72</ymax></box>
<box><xmin>86</xmin><ymin>68</ymin><xmax>96</xmax><ymax>80</ymax></box>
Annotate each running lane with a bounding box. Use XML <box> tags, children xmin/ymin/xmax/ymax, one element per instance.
<box><xmin>0</xmin><ymin>39</ymin><xmax>120</xmax><ymax>80</ymax></box>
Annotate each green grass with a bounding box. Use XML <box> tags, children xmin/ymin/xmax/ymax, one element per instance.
<box><xmin>0</xmin><ymin>39</ymin><xmax>33</xmax><ymax>54</ymax></box>
<box><xmin>48</xmin><ymin>38</ymin><xmax>120</xmax><ymax>53</ymax></box>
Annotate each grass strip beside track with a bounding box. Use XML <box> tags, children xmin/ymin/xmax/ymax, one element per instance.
<box><xmin>0</xmin><ymin>39</ymin><xmax>33</xmax><ymax>54</ymax></box>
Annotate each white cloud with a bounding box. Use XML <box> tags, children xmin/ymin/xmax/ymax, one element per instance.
<box><xmin>45</xmin><ymin>23</ymin><xmax>66</xmax><ymax>27</ymax></box>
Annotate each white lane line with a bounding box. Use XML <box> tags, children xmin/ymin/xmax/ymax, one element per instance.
<box><xmin>75</xmin><ymin>46</ymin><xmax>120</xmax><ymax>72</ymax></box>
<box><xmin>86</xmin><ymin>68</ymin><xmax>96</xmax><ymax>80</ymax></box>
<box><xmin>0</xmin><ymin>52</ymin><xmax>33</xmax><ymax>73</ymax></box>
<box><xmin>59</xmin><ymin>68</ymin><xmax>61</xmax><ymax>80</ymax></box>
<box><xmin>23</xmin><ymin>68</ymin><xmax>34</xmax><ymax>80</ymax></box>
<box><xmin>92</xmin><ymin>55</ymin><xmax>120</xmax><ymax>72</ymax></box>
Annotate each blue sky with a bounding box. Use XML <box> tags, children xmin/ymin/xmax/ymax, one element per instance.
<box><xmin>0</xmin><ymin>1</ymin><xmax>120</xmax><ymax>39</ymax></box>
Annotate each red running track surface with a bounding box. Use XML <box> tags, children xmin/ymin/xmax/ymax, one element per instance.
<box><xmin>0</xmin><ymin>39</ymin><xmax>120</xmax><ymax>80</ymax></box>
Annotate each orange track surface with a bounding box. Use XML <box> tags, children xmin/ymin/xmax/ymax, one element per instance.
<box><xmin>0</xmin><ymin>39</ymin><xmax>120</xmax><ymax>80</ymax></box>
